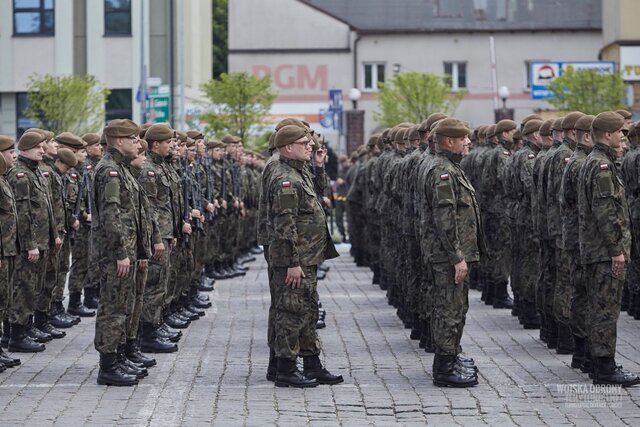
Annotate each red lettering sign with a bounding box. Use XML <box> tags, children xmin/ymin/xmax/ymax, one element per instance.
<box><xmin>251</xmin><ymin>64</ymin><xmax>328</xmax><ymax>91</ymax></box>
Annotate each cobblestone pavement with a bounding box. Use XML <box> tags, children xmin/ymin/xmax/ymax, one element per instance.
<box><xmin>1</xmin><ymin>245</ymin><xmax>639</xmax><ymax>426</ymax></box>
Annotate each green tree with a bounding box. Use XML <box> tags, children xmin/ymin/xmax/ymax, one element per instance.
<box><xmin>200</xmin><ymin>72</ymin><xmax>276</xmax><ymax>141</ymax></box>
<box><xmin>374</xmin><ymin>72</ymin><xmax>465</xmax><ymax>127</ymax></box>
<box><xmin>547</xmin><ymin>69</ymin><xmax>627</xmax><ymax>115</ymax></box>
<box><xmin>212</xmin><ymin>0</ymin><xmax>228</xmax><ymax>79</ymax></box>
<box><xmin>25</xmin><ymin>74</ymin><xmax>110</xmax><ymax>135</ymax></box>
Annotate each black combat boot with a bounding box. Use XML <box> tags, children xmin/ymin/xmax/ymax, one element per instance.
<box><xmin>1</xmin><ymin>319</ymin><xmax>11</xmax><ymax>348</ymax></box>
<box><xmin>26</xmin><ymin>316</ymin><xmax>52</xmax><ymax>343</ymax></box>
<box><xmin>418</xmin><ymin>320</ymin><xmax>429</xmax><ymax>349</ymax></box>
<box><xmin>34</xmin><ymin>311</ymin><xmax>65</xmax><ymax>339</ymax></box>
<box><xmin>0</xmin><ymin>335</ymin><xmax>21</xmax><ymax>368</ymax></box>
<box><xmin>432</xmin><ymin>354</ymin><xmax>478</xmax><ymax>388</ymax></box>
<box><xmin>157</xmin><ymin>323</ymin><xmax>182</xmax><ymax>342</ymax></box>
<box><xmin>634</xmin><ymin>293</ymin><xmax>640</xmax><ymax>320</ymax></box>
<box><xmin>593</xmin><ymin>357</ymin><xmax>640</xmax><ymax>387</ymax></box>
<box><xmin>250</xmin><ymin>245</ymin><xmax>263</xmax><ymax>255</ymax></box>
<box><xmin>117</xmin><ymin>345</ymin><xmax>147</xmax><ymax>379</ymax></box>
<box><xmin>410</xmin><ymin>314</ymin><xmax>422</xmax><ymax>340</ymax></box>
<box><xmin>621</xmin><ymin>286</ymin><xmax>630</xmax><ymax>312</ymax></box>
<box><xmin>232</xmin><ymin>260</ymin><xmax>248</xmax><ymax>274</ymax></box>
<box><xmin>190</xmin><ymin>293</ymin><xmax>212</xmax><ymax>309</ymax></box>
<box><xmin>197</xmin><ymin>274</ymin><xmax>215</xmax><ymax>292</ymax></box>
<box><xmin>492</xmin><ymin>282</ymin><xmax>514</xmax><ymax>309</ymax></box>
<box><xmin>511</xmin><ymin>294</ymin><xmax>520</xmax><ymax>317</ymax></box>
<box><xmin>372</xmin><ymin>266</ymin><xmax>380</xmax><ymax>285</ymax></box>
<box><xmin>49</xmin><ymin>301</ymin><xmax>79</xmax><ymax>328</ymax></box>
<box><xmin>315</xmin><ymin>318</ymin><xmax>326</xmax><ymax>329</ymax></box>
<box><xmin>571</xmin><ymin>336</ymin><xmax>587</xmax><ymax>369</ymax></box>
<box><xmin>164</xmin><ymin>308</ymin><xmax>190</xmax><ymax>329</ymax></box>
<box><xmin>303</xmin><ymin>355</ymin><xmax>344</xmax><ymax>385</ymax></box>
<box><xmin>67</xmin><ymin>292</ymin><xmax>96</xmax><ymax>317</ymax></box>
<box><xmin>627</xmin><ymin>291</ymin><xmax>637</xmax><ymax>317</ymax></box>
<box><xmin>8</xmin><ymin>323</ymin><xmax>45</xmax><ymax>353</ymax></box>
<box><xmin>424</xmin><ymin>320</ymin><xmax>435</xmax><ymax>354</ymax></box>
<box><xmin>125</xmin><ymin>338</ymin><xmax>156</xmax><ymax>368</ymax></box>
<box><xmin>555</xmin><ymin>324</ymin><xmax>573</xmax><ymax>355</ymax></box>
<box><xmin>83</xmin><ymin>287</ymin><xmax>100</xmax><ymax>310</ymax></box>
<box><xmin>139</xmin><ymin>323</ymin><xmax>178</xmax><ymax>353</ymax></box>
<box><xmin>275</xmin><ymin>357</ymin><xmax>319</xmax><ymax>388</ymax></box>
<box><xmin>520</xmin><ymin>304</ymin><xmax>541</xmax><ymax>330</ymax></box>
<box><xmin>97</xmin><ymin>353</ymin><xmax>138</xmax><ymax>386</ymax></box>
<box><xmin>546</xmin><ymin>318</ymin><xmax>558</xmax><ymax>349</ymax></box>
<box><xmin>266</xmin><ymin>349</ymin><xmax>277</xmax><ymax>382</ymax></box>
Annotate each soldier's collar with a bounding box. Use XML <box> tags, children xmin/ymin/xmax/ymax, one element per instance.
<box><xmin>594</xmin><ymin>142</ymin><xmax>617</xmax><ymax>162</ymax></box>
<box><xmin>577</xmin><ymin>143</ymin><xmax>592</xmax><ymax>155</ymax></box>
<box><xmin>279</xmin><ymin>156</ymin><xmax>306</xmax><ymax>171</ymax></box>
<box><xmin>106</xmin><ymin>146</ymin><xmax>131</xmax><ymax>165</ymax></box>
<box><xmin>526</xmin><ymin>140</ymin><xmax>541</xmax><ymax>153</ymax></box>
<box><xmin>18</xmin><ymin>155</ymin><xmax>39</xmax><ymax>170</ymax></box>
<box><xmin>436</xmin><ymin>149</ymin><xmax>462</xmax><ymax>163</ymax></box>
<box><xmin>563</xmin><ymin>137</ymin><xmax>577</xmax><ymax>151</ymax></box>
<box><xmin>148</xmin><ymin>150</ymin><xmax>165</xmax><ymax>164</ymax></box>
<box><xmin>552</xmin><ymin>139</ymin><xmax>562</xmax><ymax>147</ymax></box>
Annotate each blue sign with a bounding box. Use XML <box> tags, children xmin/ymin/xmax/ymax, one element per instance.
<box><xmin>530</xmin><ymin>61</ymin><xmax>616</xmax><ymax>100</ymax></box>
<box><xmin>329</xmin><ymin>89</ymin><xmax>343</xmax><ymax>111</ymax></box>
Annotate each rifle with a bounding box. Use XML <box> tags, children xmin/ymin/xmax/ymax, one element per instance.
<box><xmin>200</xmin><ymin>154</ymin><xmax>216</xmax><ymax>222</ymax></box>
<box><xmin>68</xmin><ymin>169</ymin><xmax>86</xmax><ymax>244</ymax></box>
<box><xmin>186</xmin><ymin>160</ymin><xmax>205</xmax><ymax>234</ymax></box>
<box><xmin>181</xmin><ymin>162</ymin><xmax>192</xmax><ymax>245</ymax></box>
<box><xmin>220</xmin><ymin>160</ymin><xmax>227</xmax><ymax>214</ymax></box>
<box><xmin>232</xmin><ymin>161</ymin><xmax>241</xmax><ymax>217</ymax></box>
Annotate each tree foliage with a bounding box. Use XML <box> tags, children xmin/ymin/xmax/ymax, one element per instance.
<box><xmin>212</xmin><ymin>0</ymin><xmax>228</xmax><ymax>79</ymax></box>
<box><xmin>374</xmin><ymin>72</ymin><xmax>465</xmax><ymax>127</ymax></box>
<box><xmin>547</xmin><ymin>69</ymin><xmax>626</xmax><ymax>115</ymax></box>
<box><xmin>200</xmin><ymin>72</ymin><xmax>276</xmax><ymax>142</ymax></box>
<box><xmin>25</xmin><ymin>74</ymin><xmax>110</xmax><ymax>135</ymax></box>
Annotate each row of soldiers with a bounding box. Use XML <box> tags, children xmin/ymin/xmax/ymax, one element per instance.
<box><xmin>0</xmin><ymin>123</ymin><xmax>264</xmax><ymax>383</ymax></box>
<box><xmin>345</xmin><ymin>110</ymin><xmax>640</xmax><ymax>387</ymax></box>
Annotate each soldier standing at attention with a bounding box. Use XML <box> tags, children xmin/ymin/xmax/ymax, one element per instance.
<box><xmin>577</xmin><ymin>111</ymin><xmax>640</xmax><ymax>387</ymax></box>
<box><xmin>265</xmin><ymin>125</ymin><xmax>342</xmax><ymax>388</ymax></box>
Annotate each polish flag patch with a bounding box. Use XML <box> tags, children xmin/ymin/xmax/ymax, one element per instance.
<box><xmin>16</xmin><ymin>172</ymin><xmax>25</xmax><ymax>178</ymax></box>
<box><xmin>86</xmin><ymin>165</ymin><xmax>92</xmax><ymax>170</ymax></box>
<box><xmin>282</xmin><ymin>181</ymin><xmax>291</xmax><ymax>188</ymax></box>
<box><xmin>599</xmin><ymin>164</ymin><xmax>609</xmax><ymax>171</ymax></box>
<box><xmin>109</xmin><ymin>171</ymin><xmax>119</xmax><ymax>177</ymax></box>
<box><xmin>42</xmin><ymin>172</ymin><xmax>49</xmax><ymax>178</ymax></box>
<box><xmin>528</xmin><ymin>153</ymin><xmax>535</xmax><ymax>159</ymax></box>
<box><xmin>148</xmin><ymin>171</ymin><xmax>156</xmax><ymax>177</ymax></box>
<box><xmin>440</xmin><ymin>173</ymin><xmax>450</xmax><ymax>181</ymax></box>
<box><xmin>564</xmin><ymin>157</ymin><xmax>571</xmax><ymax>163</ymax></box>
<box><xmin>71</xmin><ymin>173</ymin><xmax>78</xmax><ymax>179</ymax></box>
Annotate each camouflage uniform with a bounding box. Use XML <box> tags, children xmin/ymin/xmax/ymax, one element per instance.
<box><xmin>620</xmin><ymin>141</ymin><xmax>640</xmax><ymax>303</ymax></box>
<box><xmin>0</xmin><ymin>172</ymin><xmax>18</xmax><ymax>329</ymax></box>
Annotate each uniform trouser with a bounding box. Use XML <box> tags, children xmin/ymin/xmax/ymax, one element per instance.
<box><xmin>484</xmin><ymin>216</ymin><xmax>512</xmax><ymax>293</ymax></box>
<box><xmin>264</xmin><ymin>246</ymin><xmax>276</xmax><ymax>350</ymax></box>
<box><xmin>127</xmin><ymin>263</ymin><xmax>147</xmax><ymax>340</ymax></box>
<box><xmin>94</xmin><ymin>258</ymin><xmax>136</xmax><ymax>354</ymax></box>
<box><xmin>404</xmin><ymin>237</ymin><xmax>421</xmax><ymax>317</ymax></box>
<box><xmin>141</xmin><ymin>239</ymin><xmax>172</xmax><ymax>326</ymax></box>
<box><xmin>419</xmin><ymin>256</ymin><xmax>433</xmax><ymax>322</ymax></box>
<box><xmin>553</xmin><ymin>241</ymin><xmax>573</xmax><ymax>328</ymax></box>
<box><xmin>518</xmin><ymin>228</ymin><xmax>540</xmax><ymax>315</ymax></box>
<box><xmin>206</xmin><ymin>220</ymin><xmax>222</xmax><ymax>265</ymax></box>
<box><xmin>11</xmin><ymin>250</ymin><xmax>48</xmax><ymax>325</ymax></box>
<box><xmin>191</xmin><ymin>231</ymin><xmax>207</xmax><ymax>290</ymax></box>
<box><xmin>52</xmin><ymin>237</ymin><xmax>71</xmax><ymax>303</ymax></box>
<box><xmin>175</xmin><ymin>238</ymin><xmax>194</xmax><ymax>300</ymax></box>
<box><xmin>366</xmin><ymin>219</ymin><xmax>381</xmax><ymax>268</ymax></box>
<box><xmin>68</xmin><ymin>223</ymin><xmax>91</xmax><ymax>293</ymax></box>
<box><xmin>431</xmin><ymin>262</ymin><xmax>470</xmax><ymax>356</ymax></box>
<box><xmin>0</xmin><ymin>257</ymin><xmax>15</xmax><ymax>326</ymax></box>
<box><xmin>510</xmin><ymin>220</ymin><xmax>521</xmax><ymax>301</ymax></box>
<box><xmin>222</xmin><ymin>214</ymin><xmax>238</xmax><ymax>260</ymax></box>
<box><xmin>272</xmin><ymin>264</ymin><xmax>321</xmax><ymax>360</ymax></box>
<box><xmin>40</xmin><ymin>248</ymin><xmax>60</xmax><ymax>314</ymax></box>
<box><xmin>585</xmin><ymin>261</ymin><xmax>625</xmax><ymax>358</ymax></box>
<box><xmin>569</xmin><ymin>253</ymin><xmax>588</xmax><ymax>339</ymax></box>
<box><xmin>334</xmin><ymin>201</ymin><xmax>347</xmax><ymax>237</ymax></box>
<box><xmin>537</xmin><ymin>240</ymin><xmax>556</xmax><ymax>321</ymax></box>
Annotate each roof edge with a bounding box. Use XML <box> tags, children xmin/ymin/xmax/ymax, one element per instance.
<box><xmin>296</xmin><ymin>0</ymin><xmax>356</xmax><ymax>30</ymax></box>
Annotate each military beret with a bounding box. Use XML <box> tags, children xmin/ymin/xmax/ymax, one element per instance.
<box><xmin>274</xmin><ymin>125</ymin><xmax>308</xmax><ymax>148</ymax></box>
<box><xmin>139</xmin><ymin>123</ymin><xmax>153</xmax><ymax>138</ymax></box>
<box><xmin>616</xmin><ymin>109</ymin><xmax>632</xmax><ymax>119</ymax></box>
<box><xmin>267</xmin><ymin>132</ymin><xmax>276</xmax><ymax>150</ymax></box>
<box><xmin>25</xmin><ymin>128</ymin><xmax>51</xmax><ymax>141</ymax></box>
<box><xmin>381</xmin><ymin>128</ymin><xmax>392</xmax><ymax>144</ymax></box>
<box><xmin>0</xmin><ymin>135</ymin><xmax>16</xmax><ymax>151</ymax></box>
<box><xmin>187</xmin><ymin>130</ymin><xmax>205</xmax><ymax>140</ymax></box>
<box><xmin>56</xmin><ymin>132</ymin><xmax>86</xmax><ymax>149</ymax></box>
<box><xmin>310</xmin><ymin>133</ymin><xmax>321</xmax><ymax>150</ymax></box>
<box><xmin>100</xmin><ymin>132</ymin><xmax>107</xmax><ymax>145</ymax></box>
<box><xmin>145</xmin><ymin>124</ymin><xmax>174</xmax><ymax>142</ymax></box>
<box><xmin>206</xmin><ymin>140</ymin><xmax>225</xmax><ymax>149</ymax></box>
<box><xmin>275</xmin><ymin>118</ymin><xmax>307</xmax><ymax>132</ymax></box>
<box><xmin>561</xmin><ymin>111</ymin><xmax>585</xmax><ymax>130</ymax></box>
<box><xmin>574</xmin><ymin>115</ymin><xmax>596</xmax><ymax>132</ymax></box>
<box><xmin>17</xmin><ymin>131</ymin><xmax>46</xmax><ymax>151</ymax></box>
<box><xmin>221</xmin><ymin>134</ymin><xmax>241</xmax><ymax>144</ymax></box>
<box><xmin>419</xmin><ymin>112</ymin><xmax>448</xmax><ymax>132</ymax></box>
<box><xmin>552</xmin><ymin>118</ymin><xmax>564</xmax><ymax>132</ymax></box>
<box><xmin>104</xmin><ymin>119</ymin><xmax>140</xmax><ymax>137</ymax></box>
<box><xmin>627</xmin><ymin>125</ymin><xmax>636</xmax><ymax>140</ymax></box>
<box><xmin>0</xmin><ymin>153</ymin><xmax>6</xmax><ymax>176</ymax></box>
<box><xmin>592</xmin><ymin>111</ymin><xmax>625</xmax><ymax>133</ymax></box>
<box><xmin>138</xmin><ymin>139</ymin><xmax>148</xmax><ymax>153</ymax></box>
<box><xmin>393</xmin><ymin>125</ymin><xmax>411</xmax><ymax>143</ymax></box>
<box><xmin>367</xmin><ymin>134</ymin><xmax>379</xmax><ymax>147</ymax></box>
<box><xmin>433</xmin><ymin>118</ymin><xmax>471</xmax><ymax>138</ymax></box>
<box><xmin>44</xmin><ymin>130</ymin><xmax>54</xmax><ymax>141</ymax></box>
<box><xmin>522</xmin><ymin>119</ymin><xmax>543</xmax><ymax>136</ymax></box>
<box><xmin>185</xmin><ymin>137</ymin><xmax>196</xmax><ymax>148</ymax></box>
<box><xmin>175</xmin><ymin>131</ymin><xmax>188</xmax><ymax>143</ymax></box>
<box><xmin>56</xmin><ymin>147</ymin><xmax>78</xmax><ymax>168</ymax></box>
<box><xmin>486</xmin><ymin>124</ymin><xmax>497</xmax><ymax>139</ymax></box>
<box><xmin>495</xmin><ymin>119</ymin><xmax>517</xmax><ymax>134</ymax></box>
<box><xmin>476</xmin><ymin>125</ymin><xmax>487</xmax><ymax>140</ymax></box>
<box><xmin>25</xmin><ymin>127</ymin><xmax>44</xmax><ymax>135</ymax></box>
<box><xmin>539</xmin><ymin>119</ymin><xmax>554</xmax><ymax>136</ymax></box>
<box><xmin>513</xmin><ymin>129</ymin><xmax>522</xmax><ymax>141</ymax></box>
<box><xmin>407</xmin><ymin>125</ymin><xmax>420</xmax><ymax>141</ymax></box>
<box><xmin>520</xmin><ymin>113</ymin><xmax>543</xmax><ymax>128</ymax></box>
<box><xmin>81</xmin><ymin>133</ymin><xmax>101</xmax><ymax>146</ymax></box>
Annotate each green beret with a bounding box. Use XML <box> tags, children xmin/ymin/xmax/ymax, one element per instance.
<box><xmin>513</xmin><ymin>129</ymin><xmax>522</xmax><ymax>140</ymax></box>
<box><xmin>522</xmin><ymin>119</ymin><xmax>543</xmax><ymax>136</ymax></box>
<box><xmin>275</xmin><ymin>118</ymin><xmax>307</xmax><ymax>132</ymax></box>
<box><xmin>139</xmin><ymin>123</ymin><xmax>153</xmax><ymax>139</ymax></box>
<box><xmin>381</xmin><ymin>128</ymin><xmax>392</xmax><ymax>144</ymax></box>
<box><xmin>367</xmin><ymin>134</ymin><xmax>379</xmax><ymax>147</ymax></box>
<box><xmin>393</xmin><ymin>125</ymin><xmax>411</xmax><ymax>143</ymax></box>
<box><xmin>56</xmin><ymin>132</ymin><xmax>86</xmax><ymax>149</ymax></box>
<box><xmin>17</xmin><ymin>131</ymin><xmax>46</xmax><ymax>151</ymax></box>
<box><xmin>521</xmin><ymin>113</ymin><xmax>543</xmax><ymax>128</ymax></box>
<box><xmin>552</xmin><ymin>118</ymin><xmax>564</xmax><ymax>132</ymax></box>
<box><xmin>561</xmin><ymin>111</ymin><xmax>585</xmax><ymax>130</ymax></box>
<box><xmin>495</xmin><ymin>119</ymin><xmax>517</xmax><ymax>134</ymax></box>
<box><xmin>592</xmin><ymin>111</ymin><xmax>625</xmax><ymax>133</ymax></box>
<box><xmin>419</xmin><ymin>112</ymin><xmax>448</xmax><ymax>132</ymax></box>
<box><xmin>176</xmin><ymin>131</ymin><xmax>188</xmax><ymax>143</ymax></box>
<box><xmin>81</xmin><ymin>133</ymin><xmax>101</xmax><ymax>146</ymax></box>
<box><xmin>138</xmin><ymin>139</ymin><xmax>148</xmax><ymax>153</ymax></box>
<box><xmin>104</xmin><ymin>119</ymin><xmax>140</xmax><ymax>137</ymax></box>
<box><xmin>486</xmin><ymin>124</ymin><xmax>497</xmax><ymax>138</ymax></box>
<box><xmin>267</xmin><ymin>132</ymin><xmax>276</xmax><ymax>150</ymax></box>
<box><xmin>616</xmin><ymin>109</ymin><xmax>632</xmax><ymax>120</ymax></box>
<box><xmin>0</xmin><ymin>135</ymin><xmax>16</xmax><ymax>151</ymax></box>
<box><xmin>433</xmin><ymin>118</ymin><xmax>471</xmax><ymax>138</ymax></box>
<box><xmin>406</xmin><ymin>125</ymin><xmax>420</xmax><ymax>141</ymax></box>
<box><xmin>575</xmin><ymin>115</ymin><xmax>596</xmax><ymax>132</ymax></box>
<box><xmin>539</xmin><ymin>119</ymin><xmax>554</xmax><ymax>136</ymax></box>
<box><xmin>187</xmin><ymin>130</ymin><xmax>204</xmax><ymax>140</ymax></box>
<box><xmin>0</xmin><ymin>153</ymin><xmax>6</xmax><ymax>176</ymax></box>
<box><xmin>145</xmin><ymin>124</ymin><xmax>174</xmax><ymax>142</ymax></box>
<box><xmin>206</xmin><ymin>140</ymin><xmax>225</xmax><ymax>149</ymax></box>
<box><xmin>221</xmin><ymin>134</ymin><xmax>241</xmax><ymax>144</ymax></box>
<box><xmin>476</xmin><ymin>125</ymin><xmax>487</xmax><ymax>140</ymax></box>
<box><xmin>185</xmin><ymin>137</ymin><xmax>195</xmax><ymax>148</ymax></box>
<box><xmin>274</xmin><ymin>125</ymin><xmax>308</xmax><ymax>148</ymax></box>
<box><xmin>56</xmin><ymin>147</ymin><xmax>78</xmax><ymax>168</ymax></box>
<box><xmin>100</xmin><ymin>132</ymin><xmax>107</xmax><ymax>145</ymax></box>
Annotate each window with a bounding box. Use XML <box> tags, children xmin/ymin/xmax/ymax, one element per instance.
<box><xmin>444</xmin><ymin>62</ymin><xmax>467</xmax><ymax>91</ymax></box>
<box><xmin>13</xmin><ymin>0</ymin><xmax>54</xmax><ymax>36</ymax></box>
<box><xmin>105</xmin><ymin>89</ymin><xmax>133</xmax><ymax>122</ymax></box>
<box><xmin>15</xmin><ymin>93</ymin><xmax>39</xmax><ymax>138</ymax></box>
<box><xmin>104</xmin><ymin>0</ymin><xmax>131</xmax><ymax>36</ymax></box>
<box><xmin>363</xmin><ymin>63</ymin><xmax>385</xmax><ymax>91</ymax></box>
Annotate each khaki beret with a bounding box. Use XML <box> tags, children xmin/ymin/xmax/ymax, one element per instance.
<box><xmin>627</xmin><ymin>125</ymin><xmax>636</xmax><ymax>140</ymax></box>
<box><xmin>393</xmin><ymin>125</ymin><xmax>411</xmax><ymax>143</ymax></box>
<box><xmin>381</xmin><ymin>128</ymin><xmax>392</xmax><ymax>144</ymax></box>
<box><xmin>25</xmin><ymin>128</ymin><xmax>53</xmax><ymax>141</ymax></box>
<box><xmin>221</xmin><ymin>134</ymin><xmax>241</xmax><ymax>144</ymax></box>
<box><xmin>267</xmin><ymin>132</ymin><xmax>277</xmax><ymax>150</ymax></box>
<box><xmin>0</xmin><ymin>153</ymin><xmax>6</xmax><ymax>176</ymax></box>
<box><xmin>100</xmin><ymin>133</ymin><xmax>107</xmax><ymax>145</ymax></box>
<box><xmin>18</xmin><ymin>131</ymin><xmax>46</xmax><ymax>151</ymax></box>
<box><xmin>522</xmin><ymin>119</ymin><xmax>543</xmax><ymax>136</ymax></box>
<box><xmin>104</xmin><ymin>119</ymin><xmax>140</xmax><ymax>137</ymax></box>
<box><xmin>486</xmin><ymin>124</ymin><xmax>497</xmax><ymax>139</ymax></box>
<box><xmin>513</xmin><ymin>129</ymin><xmax>522</xmax><ymax>140</ymax></box>
<box><xmin>574</xmin><ymin>115</ymin><xmax>596</xmax><ymax>132</ymax></box>
<box><xmin>495</xmin><ymin>119</ymin><xmax>517</xmax><ymax>134</ymax></box>
<box><xmin>367</xmin><ymin>134</ymin><xmax>379</xmax><ymax>147</ymax></box>
<box><xmin>185</xmin><ymin>137</ymin><xmax>196</xmax><ymax>148</ymax></box>
<box><xmin>592</xmin><ymin>111</ymin><xmax>625</xmax><ymax>133</ymax></box>
<box><xmin>176</xmin><ymin>131</ymin><xmax>188</xmax><ymax>143</ymax></box>
<box><xmin>476</xmin><ymin>125</ymin><xmax>487</xmax><ymax>140</ymax></box>
<box><xmin>56</xmin><ymin>147</ymin><xmax>78</xmax><ymax>168</ymax></box>
<box><xmin>419</xmin><ymin>112</ymin><xmax>448</xmax><ymax>132</ymax></box>
<box><xmin>539</xmin><ymin>119</ymin><xmax>554</xmax><ymax>136</ymax></box>
<box><xmin>25</xmin><ymin>127</ymin><xmax>44</xmax><ymax>135</ymax></box>
<box><xmin>138</xmin><ymin>139</ymin><xmax>148</xmax><ymax>153</ymax></box>
<box><xmin>187</xmin><ymin>130</ymin><xmax>204</xmax><ymax>140</ymax></box>
<box><xmin>433</xmin><ymin>118</ymin><xmax>471</xmax><ymax>138</ymax></box>
<box><xmin>407</xmin><ymin>125</ymin><xmax>420</xmax><ymax>141</ymax></box>
<box><xmin>274</xmin><ymin>125</ymin><xmax>308</xmax><ymax>148</ymax></box>
<box><xmin>616</xmin><ymin>109</ymin><xmax>632</xmax><ymax>120</ymax></box>
<box><xmin>206</xmin><ymin>140</ymin><xmax>225</xmax><ymax>149</ymax></box>
<box><xmin>521</xmin><ymin>114</ymin><xmax>543</xmax><ymax>128</ymax></box>
<box><xmin>81</xmin><ymin>133</ymin><xmax>101</xmax><ymax>146</ymax></box>
<box><xmin>145</xmin><ymin>124</ymin><xmax>174</xmax><ymax>142</ymax></box>
<box><xmin>0</xmin><ymin>135</ymin><xmax>16</xmax><ymax>151</ymax></box>
<box><xmin>552</xmin><ymin>118</ymin><xmax>564</xmax><ymax>132</ymax></box>
<box><xmin>56</xmin><ymin>132</ymin><xmax>86</xmax><ymax>149</ymax></box>
<box><xmin>275</xmin><ymin>118</ymin><xmax>307</xmax><ymax>132</ymax></box>
<box><xmin>561</xmin><ymin>111</ymin><xmax>585</xmax><ymax>130</ymax></box>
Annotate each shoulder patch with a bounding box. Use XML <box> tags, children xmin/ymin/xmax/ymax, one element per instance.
<box><xmin>599</xmin><ymin>164</ymin><xmax>609</xmax><ymax>171</ymax></box>
<box><xmin>42</xmin><ymin>171</ymin><xmax>50</xmax><ymax>178</ymax></box>
<box><xmin>86</xmin><ymin>165</ymin><xmax>93</xmax><ymax>170</ymax></box>
<box><xmin>503</xmin><ymin>150</ymin><xmax>510</xmax><ymax>155</ymax></box>
<box><xmin>440</xmin><ymin>173</ymin><xmax>450</xmax><ymax>181</ymax></box>
<box><xmin>16</xmin><ymin>172</ymin><xmax>25</xmax><ymax>178</ymax></box>
<box><xmin>564</xmin><ymin>157</ymin><xmax>571</xmax><ymax>163</ymax></box>
<box><xmin>528</xmin><ymin>153</ymin><xmax>535</xmax><ymax>159</ymax></box>
<box><xmin>71</xmin><ymin>173</ymin><xmax>78</xmax><ymax>179</ymax></box>
<box><xmin>109</xmin><ymin>170</ymin><xmax>119</xmax><ymax>177</ymax></box>
<box><xmin>147</xmin><ymin>170</ymin><xmax>156</xmax><ymax>177</ymax></box>
<box><xmin>282</xmin><ymin>181</ymin><xmax>291</xmax><ymax>188</ymax></box>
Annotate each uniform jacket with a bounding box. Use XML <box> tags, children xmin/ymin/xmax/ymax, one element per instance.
<box><xmin>0</xmin><ymin>175</ymin><xmax>19</xmax><ymax>257</ymax></box>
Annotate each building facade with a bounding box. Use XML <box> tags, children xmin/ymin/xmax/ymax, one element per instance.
<box><xmin>0</xmin><ymin>0</ymin><xmax>212</xmax><ymax>137</ymax></box>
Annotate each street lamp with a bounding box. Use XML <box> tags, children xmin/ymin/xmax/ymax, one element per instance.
<box><xmin>498</xmin><ymin>85</ymin><xmax>510</xmax><ymax>110</ymax></box>
<box><xmin>348</xmin><ymin>88</ymin><xmax>361</xmax><ymax>110</ymax></box>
